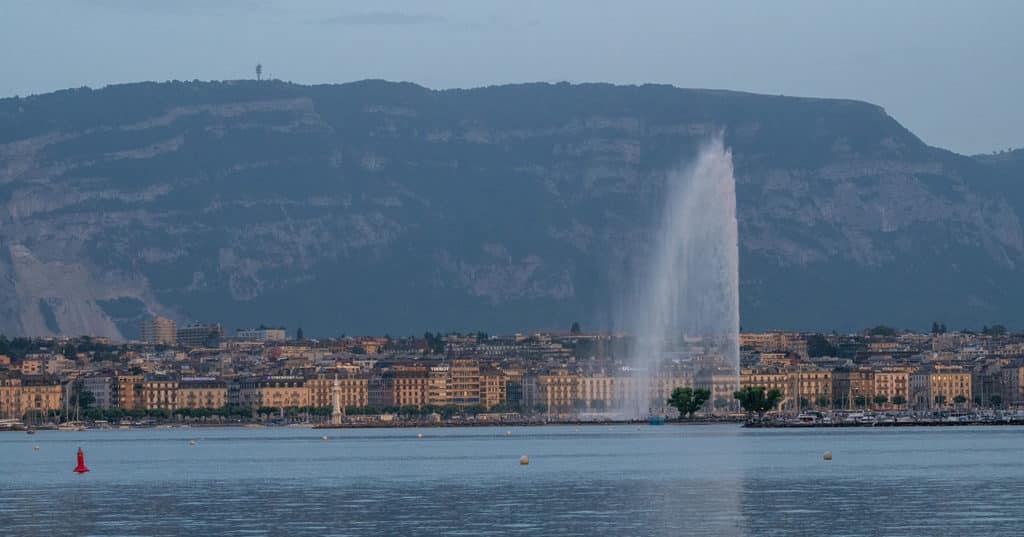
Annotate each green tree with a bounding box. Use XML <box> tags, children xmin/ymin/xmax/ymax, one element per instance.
<box><xmin>891</xmin><ymin>395</ymin><xmax>907</xmax><ymax>407</ymax></box>
<box><xmin>953</xmin><ymin>394</ymin><xmax>967</xmax><ymax>406</ymax></box>
<box><xmin>816</xmin><ymin>396</ymin><xmax>830</xmax><ymax>408</ymax></box>
<box><xmin>667</xmin><ymin>387</ymin><xmax>711</xmax><ymax>420</ymax></box>
<box><xmin>982</xmin><ymin>324</ymin><xmax>1007</xmax><ymax>336</ymax></box>
<box><xmin>868</xmin><ymin>325</ymin><xmax>896</xmax><ymax>336</ymax></box>
<box><xmin>806</xmin><ymin>334</ymin><xmax>837</xmax><ymax>357</ymax></box>
<box><xmin>990</xmin><ymin>394</ymin><xmax>1003</xmax><ymax>408</ymax></box>
<box><xmin>873</xmin><ymin>395</ymin><xmax>888</xmax><ymax>408</ymax></box>
<box><xmin>76</xmin><ymin>389</ymin><xmax>96</xmax><ymax>409</ymax></box>
<box><xmin>733</xmin><ymin>387</ymin><xmax>782</xmax><ymax>418</ymax></box>
<box><xmin>934</xmin><ymin>394</ymin><xmax>946</xmax><ymax>407</ymax></box>
<box><xmin>854</xmin><ymin>396</ymin><xmax>867</xmax><ymax>408</ymax></box>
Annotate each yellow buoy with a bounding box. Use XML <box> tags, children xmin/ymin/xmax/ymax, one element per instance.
<box><xmin>519</xmin><ymin>455</ymin><xmax>529</xmax><ymax>465</ymax></box>
<box><xmin>823</xmin><ymin>451</ymin><xmax>833</xmax><ymax>461</ymax></box>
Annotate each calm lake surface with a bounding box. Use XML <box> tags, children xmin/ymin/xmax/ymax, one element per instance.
<box><xmin>1</xmin><ymin>424</ymin><xmax>1022</xmax><ymax>536</ymax></box>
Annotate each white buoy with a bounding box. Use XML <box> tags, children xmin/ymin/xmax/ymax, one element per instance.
<box><xmin>417</xmin><ymin>433</ymin><xmax>423</xmax><ymax>439</ymax></box>
<box><xmin>189</xmin><ymin>440</ymin><xmax>196</xmax><ymax>446</ymax></box>
<box><xmin>33</xmin><ymin>444</ymin><xmax>40</xmax><ymax>451</ymax></box>
<box><xmin>519</xmin><ymin>455</ymin><xmax>529</xmax><ymax>465</ymax></box>
<box><xmin>506</xmin><ymin>430</ymin><xmax>512</xmax><ymax>436</ymax></box>
<box><xmin>321</xmin><ymin>435</ymin><xmax>328</xmax><ymax>441</ymax></box>
<box><xmin>823</xmin><ymin>451</ymin><xmax>833</xmax><ymax>461</ymax></box>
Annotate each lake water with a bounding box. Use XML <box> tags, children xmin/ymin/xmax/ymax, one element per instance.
<box><xmin>1</xmin><ymin>424</ymin><xmax>1022</xmax><ymax>536</ymax></box>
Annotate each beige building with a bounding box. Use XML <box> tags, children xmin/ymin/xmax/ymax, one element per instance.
<box><xmin>178</xmin><ymin>378</ymin><xmax>227</xmax><ymax>409</ymax></box>
<box><xmin>449</xmin><ymin>359</ymin><xmax>482</xmax><ymax>406</ymax></box>
<box><xmin>142</xmin><ymin>379</ymin><xmax>179</xmax><ymax>410</ymax></box>
<box><xmin>911</xmin><ymin>365</ymin><xmax>972</xmax><ymax>409</ymax></box>
<box><xmin>306</xmin><ymin>374</ymin><xmax>368</xmax><ymax>409</ymax></box>
<box><xmin>18</xmin><ymin>377</ymin><xmax>62</xmax><ymax>415</ymax></box>
<box><xmin>873</xmin><ymin>367</ymin><xmax>911</xmax><ymax>408</ymax></box>
<box><xmin>390</xmin><ymin>367</ymin><xmax>429</xmax><ymax>408</ymax></box>
<box><xmin>576</xmin><ymin>373</ymin><xmax>614</xmax><ymax>410</ymax></box>
<box><xmin>238</xmin><ymin>377</ymin><xmax>308</xmax><ymax>409</ymax></box>
<box><xmin>427</xmin><ymin>365</ymin><xmax>451</xmax><ymax>405</ymax></box>
<box><xmin>1</xmin><ymin>376</ymin><xmax>22</xmax><ymax>418</ymax></box>
<box><xmin>479</xmin><ymin>366</ymin><xmax>507</xmax><ymax>409</ymax></box>
<box><xmin>741</xmin><ymin>366</ymin><xmax>831</xmax><ymax>412</ymax></box>
<box><xmin>1000</xmin><ymin>365</ymin><xmax>1024</xmax><ymax>406</ymax></box>
<box><xmin>141</xmin><ymin>316</ymin><xmax>177</xmax><ymax>345</ymax></box>
<box><xmin>832</xmin><ymin>368</ymin><xmax>875</xmax><ymax>408</ymax></box>
<box><xmin>537</xmin><ymin>368</ymin><xmax>579</xmax><ymax>413</ymax></box>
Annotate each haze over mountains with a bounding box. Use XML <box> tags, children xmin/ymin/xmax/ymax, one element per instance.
<box><xmin>1</xmin><ymin>80</ymin><xmax>1022</xmax><ymax>339</ymax></box>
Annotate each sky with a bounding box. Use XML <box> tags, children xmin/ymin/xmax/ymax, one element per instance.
<box><xmin>2</xmin><ymin>0</ymin><xmax>1022</xmax><ymax>155</ymax></box>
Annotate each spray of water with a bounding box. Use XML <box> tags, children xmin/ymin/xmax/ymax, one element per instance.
<box><xmin>621</xmin><ymin>136</ymin><xmax>740</xmax><ymax>418</ymax></box>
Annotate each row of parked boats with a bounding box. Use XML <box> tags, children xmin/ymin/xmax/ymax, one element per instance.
<box><xmin>757</xmin><ymin>410</ymin><xmax>1024</xmax><ymax>427</ymax></box>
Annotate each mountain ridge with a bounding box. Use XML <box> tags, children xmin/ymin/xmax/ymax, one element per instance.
<box><xmin>1</xmin><ymin>79</ymin><xmax>1021</xmax><ymax>338</ymax></box>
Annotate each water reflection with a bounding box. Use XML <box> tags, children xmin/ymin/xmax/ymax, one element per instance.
<box><xmin>2</xmin><ymin>426</ymin><xmax>1022</xmax><ymax>536</ymax></box>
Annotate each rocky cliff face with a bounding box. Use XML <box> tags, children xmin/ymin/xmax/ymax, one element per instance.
<box><xmin>0</xmin><ymin>80</ymin><xmax>1021</xmax><ymax>338</ymax></box>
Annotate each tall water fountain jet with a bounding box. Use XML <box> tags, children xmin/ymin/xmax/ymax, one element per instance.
<box><xmin>622</xmin><ymin>136</ymin><xmax>740</xmax><ymax>418</ymax></box>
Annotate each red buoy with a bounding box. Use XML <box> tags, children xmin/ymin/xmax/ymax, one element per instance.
<box><xmin>73</xmin><ymin>447</ymin><xmax>89</xmax><ymax>474</ymax></box>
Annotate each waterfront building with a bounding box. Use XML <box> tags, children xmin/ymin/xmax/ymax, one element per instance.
<box><xmin>740</xmin><ymin>366</ymin><xmax>831</xmax><ymax>411</ymax></box>
<box><xmin>832</xmin><ymin>367</ymin><xmax>875</xmax><ymax>408</ymax></box>
<box><xmin>236</xmin><ymin>376</ymin><xmax>308</xmax><ymax>408</ymax></box>
<box><xmin>389</xmin><ymin>366</ymin><xmax>430</xmax><ymax>408</ymax></box>
<box><xmin>537</xmin><ymin>368</ymin><xmax>579</xmax><ymax>413</ymax></box>
<box><xmin>0</xmin><ymin>376</ymin><xmax>21</xmax><ymax>418</ymax></box>
<box><xmin>449</xmin><ymin>359</ymin><xmax>482</xmax><ymax>406</ymax></box>
<box><xmin>18</xmin><ymin>376</ymin><xmax>62</xmax><ymax>414</ymax></box>
<box><xmin>910</xmin><ymin>365</ymin><xmax>972</xmax><ymax>409</ymax></box>
<box><xmin>427</xmin><ymin>365</ymin><xmax>450</xmax><ymax>405</ymax></box>
<box><xmin>479</xmin><ymin>366</ymin><xmax>507</xmax><ymax>409</ymax></box>
<box><xmin>114</xmin><ymin>374</ymin><xmax>144</xmax><ymax>409</ymax></box>
<box><xmin>142</xmin><ymin>378</ymin><xmax>179</xmax><ymax>410</ymax></box>
<box><xmin>81</xmin><ymin>375</ymin><xmax>115</xmax><ymax>409</ymax></box>
<box><xmin>307</xmin><ymin>374</ymin><xmax>368</xmax><ymax>409</ymax></box>
<box><xmin>178</xmin><ymin>377</ymin><xmax>227</xmax><ymax>409</ymax></box>
<box><xmin>695</xmin><ymin>366</ymin><xmax>740</xmax><ymax>412</ymax></box>
<box><xmin>575</xmin><ymin>373</ymin><xmax>614</xmax><ymax>411</ymax></box>
<box><xmin>1000</xmin><ymin>364</ymin><xmax>1024</xmax><ymax>406</ymax></box>
<box><xmin>873</xmin><ymin>367</ymin><xmax>911</xmax><ymax>408</ymax></box>
<box><xmin>741</xmin><ymin>367</ymin><xmax>788</xmax><ymax>392</ymax></box>
<box><xmin>500</xmin><ymin>366</ymin><xmax>527</xmax><ymax>409</ymax></box>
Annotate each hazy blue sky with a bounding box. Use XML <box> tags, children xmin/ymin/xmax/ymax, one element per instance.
<box><xmin>2</xmin><ymin>0</ymin><xmax>1021</xmax><ymax>154</ymax></box>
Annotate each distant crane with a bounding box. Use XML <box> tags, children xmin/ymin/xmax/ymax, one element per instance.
<box><xmin>256</xmin><ymin>63</ymin><xmax>262</xmax><ymax>81</ymax></box>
